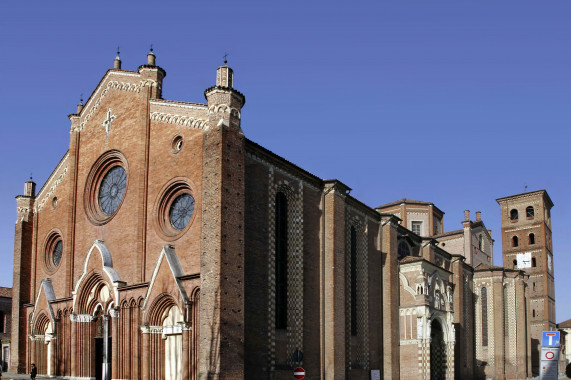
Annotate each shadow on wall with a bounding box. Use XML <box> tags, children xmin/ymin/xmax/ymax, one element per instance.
<box><xmin>474</xmin><ymin>360</ymin><xmax>487</xmax><ymax>380</ymax></box>
<box><xmin>531</xmin><ymin>337</ymin><xmax>540</xmax><ymax>376</ymax></box>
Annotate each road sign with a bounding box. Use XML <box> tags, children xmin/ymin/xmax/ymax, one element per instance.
<box><xmin>294</xmin><ymin>367</ymin><xmax>305</xmax><ymax>379</ymax></box>
<box><xmin>541</xmin><ymin>331</ymin><xmax>560</xmax><ymax>347</ymax></box>
<box><xmin>540</xmin><ymin>347</ymin><xmax>560</xmax><ymax>380</ymax></box>
<box><xmin>541</xmin><ymin>347</ymin><xmax>559</xmax><ymax>361</ymax></box>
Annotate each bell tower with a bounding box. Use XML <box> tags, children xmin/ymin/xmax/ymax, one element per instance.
<box><xmin>497</xmin><ymin>190</ymin><xmax>555</xmax><ymax>374</ymax></box>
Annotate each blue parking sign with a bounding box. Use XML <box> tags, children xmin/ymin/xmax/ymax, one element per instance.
<box><xmin>542</xmin><ymin>331</ymin><xmax>560</xmax><ymax>347</ymax></box>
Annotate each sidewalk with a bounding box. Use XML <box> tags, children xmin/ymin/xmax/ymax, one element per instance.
<box><xmin>1</xmin><ymin>374</ymin><xmax>64</xmax><ymax>380</ymax></box>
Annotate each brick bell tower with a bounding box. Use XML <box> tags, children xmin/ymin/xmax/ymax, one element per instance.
<box><xmin>200</xmin><ymin>60</ymin><xmax>246</xmax><ymax>378</ymax></box>
<box><xmin>497</xmin><ymin>190</ymin><xmax>555</xmax><ymax>374</ymax></box>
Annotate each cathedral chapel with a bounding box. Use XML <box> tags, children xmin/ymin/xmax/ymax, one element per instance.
<box><xmin>10</xmin><ymin>50</ymin><xmax>556</xmax><ymax>380</ymax></box>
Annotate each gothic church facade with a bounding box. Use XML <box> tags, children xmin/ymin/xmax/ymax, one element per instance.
<box><xmin>10</xmin><ymin>51</ymin><xmax>552</xmax><ymax>379</ymax></box>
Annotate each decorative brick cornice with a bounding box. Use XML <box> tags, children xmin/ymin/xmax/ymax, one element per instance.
<box><xmin>150</xmin><ymin>112</ymin><xmax>208</xmax><ymax>129</ymax></box>
<box><xmin>73</xmin><ymin>79</ymin><xmax>161</xmax><ymax>133</ymax></box>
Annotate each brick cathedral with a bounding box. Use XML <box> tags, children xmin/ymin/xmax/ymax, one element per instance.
<box><xmin>10</xmin><ymin>50</ymin><xmax>557</xmax><ymax>379</ymax></box>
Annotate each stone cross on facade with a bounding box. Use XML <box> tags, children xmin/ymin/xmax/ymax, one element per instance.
<box><xmin>102</xmin><ymin>108</ymin><xmax>117</xmax><ymax>135</ymax></box>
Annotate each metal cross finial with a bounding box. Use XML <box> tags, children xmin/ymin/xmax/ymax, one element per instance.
<box><xmin>525</xmin><ymin>185</ymin><xmax>528</xmax><ymax>192</ymax></box>
<box><xmin>223</xmin><ymin>52</ymin><xmax>228</xmax><ymax>65</ymax></box>
<box><xmin>117</xmin><ymin>46</ymin><xmax>120</xmax><ymax>56</ymax></box>
<box><xmin>150</xmin><ymin>44</ymin><xmax>153</xmax><ymax>53</ymax></box>
<box><xmin>80</xmin><ymin>93</ymin><xmax>84</xmax><ymax>105</ymax></box>
<box><xmin>30</xmin><ymin>173</ymin><xmax>33</xmax><ymax>181</ymax></box>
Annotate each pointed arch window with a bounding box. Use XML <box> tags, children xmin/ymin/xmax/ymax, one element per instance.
<box><xmin>275</xmin><ymin>192</ymin><xmax>288</xmax><ymax>330</ymax></box>
<box><xmin>350</xmin><ymin>226</ymin><xmax>357</xmax><ymax>336</ymax></box>
<box><xmin>512</xmin><ymin>236</ymin><xmax>519</xmax><ymax>248</ymax></box>
<box><xmin>510</xmin><ymin>209</ymin><xmax>518</xmax><ymax>221</ymax></box>
<box><xmin>526</xmin><ymin>206</ymin><xmax>535</xmax><ymax>218</ymax></box>
<box><xmin>481</xmin><ymin>287</ymin><xmax>488</xmax><ymax>347</ymax></box>
<box><xmin>529</xmin><ymin>233</ymin><xmax>535</xmax><ymax>245</ymax></box>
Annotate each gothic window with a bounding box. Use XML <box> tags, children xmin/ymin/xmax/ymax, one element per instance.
<box><xmin>275</xmin><ymin>192</ymin><xmax>288</xmax><ymax>330</ymax></box>
<box><xmin>526</xmin><ymin>206</ymin><xmax>534</xmax><ymax>218</ymax></box>
<box><xmin>512</xmin><ymin>236</ymin><xmax>518</xmax><ymax>247</ymax></box>
<box><xmin>398</xmin><ymin>241</ymin><xmax>411</xmax><ymax>260</ymax></box>
<box><xmin>510</xmin><ymin>209</ymin><xmax>518</xmax><ymax>221</ymax></box>
<box><xmin>478</xmin><ymin>235</ymin><xmax>484</xmax><ymax>251</ymax></box>
<box><xmin>481</xmin><ymin>287</ymin><xmax>488</xmax><ymax>347</ymax></box>
<box><xmin>529</xmin><ymin>233</ymin><xmax>535</xmax><ymax>245</ymax></box>
<box><xmin>350</xmin><ymin>226</ymin><xmax>357</xmax><ymax>336</ymax></box>
<box><xmin>532</xmin><ymin>257</ymin><xmax>536</xmax><ymax>267</ymax></box>
<box><xmin>411</xmin><ymin>221</ymin><xmax>422</xmax><ymax>236</ymax></box>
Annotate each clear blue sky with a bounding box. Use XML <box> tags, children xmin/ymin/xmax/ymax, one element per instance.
<box><xmin>1</xmin><ymin>1</ymin><xmax>570</xmax><ymax>320</ymax></box>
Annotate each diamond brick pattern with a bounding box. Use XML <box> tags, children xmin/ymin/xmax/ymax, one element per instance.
<box><xmin>267</xmin><ymin>171</ymin><xmax>304</xmax><ymax>369</ymax></box>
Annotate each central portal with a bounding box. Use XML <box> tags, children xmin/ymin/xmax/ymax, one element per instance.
<box><xmin>94</xmin><ymin>313</ymin><xmax>112</xmax><ymax>380</ymax></box>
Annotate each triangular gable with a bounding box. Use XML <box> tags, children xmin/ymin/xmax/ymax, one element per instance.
<box><xmin>74</xmin><ymin>70</ymin><xmax>160</xmax><ymax>133</ymax></box>
<box><xmin>30</xmin><ymin>279</ymin><xmax>57</xmax><ymax>328</ymax></box>
<box><xmin>141</xmin><ymin>245</ymin><xmax>189</xmax><ymax>313</ymax></box>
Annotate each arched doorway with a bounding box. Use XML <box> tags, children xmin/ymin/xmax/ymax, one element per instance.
<box><xmin>93</xmin><ymin>310</ymin><xmax>112</xmax><ymax>380</ymax></box>
<box><xmin>163</xmin><ymin>306</ymin><xmax>183</xmax><ymax>380</ymax></box>
<box><xmin>430</xmin><ymin>319</ymin><xmax>446</xmax><ymax>380</ymax></box>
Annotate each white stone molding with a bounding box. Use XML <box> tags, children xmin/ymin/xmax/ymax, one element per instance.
<box><xmin>208</xmin><ymin>103</ymin><xmax>241</xmax><ymax>119</ymax></box>
<box><xmin>101</xmin><ymin>108</ymin><xmax>117</xmax><ymax>135</ymax></box>
<box><xmin>140</xmin><ymin>325</ymin><xmax>164</xmax><ymax>334</ymax></box>
<box><xmin>108</xmin><ymin>308</ymin><xmax>120</xmax><ymax>318</ymax></box>
<box><xmin>29</xmin><ymin>334</ymin><xmax>45</xmax><ymax>341</ymax></box>
<box><xmin>141</xmin><ymin>245</ymin><xmax>189</xmax><ymax>319</ymax></box>
<box><xmin>29</xmin><ymin>279</ymin><xmax>57</xmax><ymax>332</ymax></box>
<box><xmin>74</xmin><ymin>78</ymin><xmax>161</xmax><ymax>133</ymax></box>
<box><xmin>150</xmin><ymin>112</ymin><xmax>208</xmax><ymax>129</ymax></box>
<box><xmin>149</xmin><ymin>99</ymin><xmax>207</xmax><ymax>110</ymax></box>
<box><xmin>35</xmin><ymin>161</ymin><xmax>69</xmax><ymax>213</ymax></box>
<box><xmin>399</xmin><ymin>272</ymin><xmax>417</xmax><ymax>297</ymax></box>
<box><xmin>70</xmin><ymin>313</ymin><xmax>96</xmax><ymax>323</ymax></box>
<box><xmin>72</xmin><ymin>240</ymin><xmax>124</xmax><ymax>313</ymax></box>
<box><xmin>16</xmin><ymin>206</ymin><xmax>31</xmax><ymax>223</ymax></box>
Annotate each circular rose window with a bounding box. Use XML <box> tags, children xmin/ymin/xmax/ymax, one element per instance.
<box><xmin>98</xmin><ymin>166</ymin><xmax>127</xmax><ymax>215</ymax></box>
<box><xmin>84</xmin><ymin>150</ymin><xmax>128</xmax><ymax>225</ymax></box>
<box><xmin>154</xmin><ymin>179</ymin><xmax>196</xmax><ymax>240</ymax></box>
<box><xmin>44</xmin><ymin>231</ymin><xmax>63</xmax><ymax>274</ymax></box>
<box><xmin>169</xmin><ymin>193</ymin><xmax>195</xmax><ymax>230</ymax></box>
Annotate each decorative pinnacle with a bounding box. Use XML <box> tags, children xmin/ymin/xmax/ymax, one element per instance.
<box><xmin>80</xmin><ymin>93</ymin><xmax>84</xmax><ymax>105</ymax></box>
<box><xmin>223</xmin><ymin>52</ymin><xmax>228</xmax><ymax>65</ymax></box>
<box><xmin>115</xmin><ymin>46</ymin><xmax>120</xmax><ymax>60</ymax></box>
<box><xmin>30</xmin><ymin>173</ymin><xmax>33</xmax><ymax>181</ymax></box>
<box><xmin>149</xmin><ymin>44</ymin><xmax>154</xmax><ymax>54</ymax></box>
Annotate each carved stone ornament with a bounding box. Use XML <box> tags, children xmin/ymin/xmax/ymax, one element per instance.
<box><xmin>109</xmin><ymin>308</ymin><xmax>120</xmax><ymax>318</ymax></box>
<box><xmin>70</xmin><ymin>313</ymin><xmax>96</xmax><ymax>323</ymax></box>
<box><xmin>101</xmin><ymin>108</ymin><xmax>117</xmax><ymax>135</ymax></box>
<box><xmin>140</xmin><ymin>325</ymin><xmax>164</xmax><ymax>334</ymax></box>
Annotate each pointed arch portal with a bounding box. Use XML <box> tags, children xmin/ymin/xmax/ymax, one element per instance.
<box><xmin>430</xmin><ymin>319</ymin><xmax>447</xmax><ymax>380</ymax></box>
